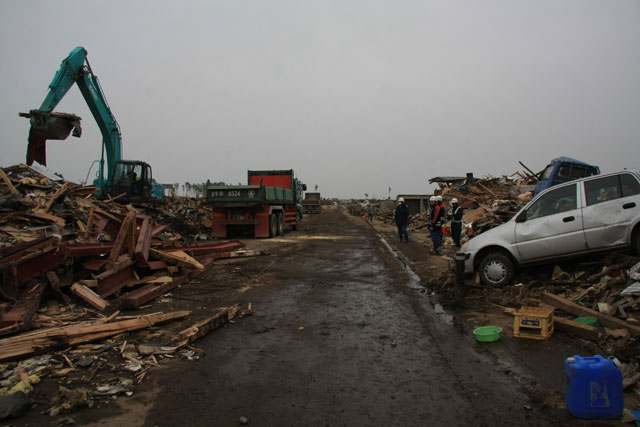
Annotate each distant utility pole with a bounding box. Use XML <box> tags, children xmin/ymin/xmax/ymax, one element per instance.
<box><xmin>388</xmin><ymin>186</ymin><xmax>391</xmax><ymax>200</ymax></box>
<box><xmin>315</xmin><ymin>185</ymin><xmax>318</xmax><ymax>192</ymax></box>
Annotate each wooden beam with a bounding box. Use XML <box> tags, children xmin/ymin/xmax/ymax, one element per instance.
<box><xmin>0</xmin><ymin>310</ymin><xmax>191</xmax><ymax>361</ymax></box>
<box><xmin>84</xmin><ymin>207</ymin><xmax>95</xmax><ymax>240</ymax></box>
<box><xmin>119</xmin><ymin>274</ymin><xmax>189</xmax><ymax>308</ymax></box>
<box><xmin>554</xmin><ymin>317</ymin><xmax>601</xmax><ymax>341</ymax></box>
<box><xmin>71</xmin><ymin>282</ymin><xmax>109</xmax><ymax>311</ymax></box>
<box><xmin>542</xmin><ymin>292</ymin><xmax>640</xmax><ymax>337</ymax></box>
<box><xmin>134</xmin><ymin>216</ymin><xmax>152</xmax><ymax>262</ymax></box>
<box><xmin>107</xmin><ymin>210</ymin><xmax>136</xmax><ymax>269</ymax></box>
<box><xmin>149</xmin><ymin>248</ymin><xmax>204</xmax><ymax>271</ymax></box>
<box><xmin>176</xmin><ymin>305</ymin><xmax>240</xmax><ymax>347</ymax></box>
<box><xmin>96</xmin><ymin>265</ymin><xmax>135</xmax><ymax>298</ymax></box>
<box><xmin>42</xmin><ymin>182</ymin><xmax>71</xmax><ymax>213</ymax></box>
<box><xmin>27</xmin><ymin>211</ymin><xmax>65</xmax><ymax>227</ymax></box>
<box><xmin>0</xmin><ymin>169</ymin><xmax>19</xmax><ymax>195</ymax></box>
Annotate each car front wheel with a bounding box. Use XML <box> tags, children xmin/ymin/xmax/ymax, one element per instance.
<box><xmin>478</xmin><ymin>252</ymin><xmax>515</xmax><ymax>287</ymax></box>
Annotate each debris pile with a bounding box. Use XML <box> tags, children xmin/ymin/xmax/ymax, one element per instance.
<box><xmin>0</xmin><ymin>163</ymin><xmax>251</xmax><ymax>317</ymax></box>
<box><xmin>0</xmin><ymin>304</ymin><xmax>246</xmax><ymax>421</ymax></box>
<box><xmin>0</xmin><ymin>163</ymin><xmax>264</xmax><ymax>419</ymax></box>
<box><xmin>445</xmin><ymin>252</ymin><xmax>640</xmax><ymax>358</ymax></box>
<box><xmin>433</xmin><ymin>172</ymin><xmax>535</xmax><ymax>237</ymax></box>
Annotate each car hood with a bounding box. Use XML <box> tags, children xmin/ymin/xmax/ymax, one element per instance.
<box><xmin>466</xmin><ymin>219</ymin><xmax>517</xmax><ymax>251</ymax></box>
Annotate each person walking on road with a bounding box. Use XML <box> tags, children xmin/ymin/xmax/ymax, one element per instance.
<box><xmin>394</xmin><ymin>198</ymin><xmax>410</xmax><ymax>243</ymax></box>
<box><xmin>368</xmin><ymin>207</ymin><xmax>375</xmax><ymax>223</ymax></box>
<box><xmin>450</xmin><ymin>198</ymin><xmax>464</xmax><ymax>249</ymax></box>
<box><xmin>428</xmin><ymin>195</ymin><xmax>445</xmax><ymax>254</ymax></box>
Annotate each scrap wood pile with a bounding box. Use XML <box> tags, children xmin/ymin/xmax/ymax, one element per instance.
<box><xmin>0</xmin><ymin>162</ymin><xmax>254</xmax><ymax>317</ymax></box>
<box><xmin>0</xmin><ymin>163</ymin><xmax>265</xmax><ymax>419</ymax></box>
<box><xmin>436</xmin><ymin>170</ymin><xmax>536</xmax><ymax>237</ymax></box>
<box><xmin>445</xmin><ymin>252</ymin><xmax>640</xmax><ymax>357</ymax></box>
<box><xmin>0</xmin><ymin>304</ymin><xmax>247</xmax><ymax>419</ymax></box>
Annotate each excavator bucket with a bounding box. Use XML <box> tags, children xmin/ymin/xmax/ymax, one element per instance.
<box><xmin>22</xmin><ymin>110</ymin><xmax>82</xmax><ymax>166</ymax></box>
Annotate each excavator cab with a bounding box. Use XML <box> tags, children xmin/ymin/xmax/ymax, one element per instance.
<box><xmin>109</xmin><ymin>160</ymin><xmax>156</xmax><ymax>204</ymax></box>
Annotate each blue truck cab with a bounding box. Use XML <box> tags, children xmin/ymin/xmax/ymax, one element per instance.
<box><xmin>534</xmin><ymin>157</ymin><xmax>599</xmax><ymax>195</ymax></box>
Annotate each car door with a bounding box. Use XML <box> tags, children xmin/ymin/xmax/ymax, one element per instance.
<box><xmin>514</xmin><ymin>182</ymin><xmax>587</xmax><ymax>262</ymax></box>
<box><xmin>582</xmin><ymin>172</ymin><xmax>640</xmax><ymax>249</ymax></box>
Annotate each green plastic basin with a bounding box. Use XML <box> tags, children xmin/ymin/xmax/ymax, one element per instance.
<box><xmin>473</xmin><ymin>326</ymin><xmax>502</xmax><ymax>342</ymax></box>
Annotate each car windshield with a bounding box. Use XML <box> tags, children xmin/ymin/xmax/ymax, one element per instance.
<box><xmin>540</xmin><ymin>165</ymin><xmax>555</xmax><ymax>181</ymax></box>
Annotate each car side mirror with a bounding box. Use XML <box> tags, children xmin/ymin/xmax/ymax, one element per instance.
<box><xmin>515</xmin><ymin>211</ymin><xmax>527</xmax><ymax>223</ymax></box>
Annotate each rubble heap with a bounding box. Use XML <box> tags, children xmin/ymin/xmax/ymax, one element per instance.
<box><xmin>435</xmin><ymin>172</ymin><xmax>535</xmax><ymax>237</ymax></box>
<box><xmin>0</xmin><ymin>163</ymin><xmax>270</xmax><ymax>420</ymax></box>
<box><xmin>0</xmin><ymin>163</ymin><xmax>258</xmax><ymax>345</ymax></box>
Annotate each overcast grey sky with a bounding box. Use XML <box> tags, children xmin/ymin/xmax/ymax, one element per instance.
<box><xmin>1</xmin><ymin>1</ymin><xmax>639</xmax><ymax>199</ymax></box>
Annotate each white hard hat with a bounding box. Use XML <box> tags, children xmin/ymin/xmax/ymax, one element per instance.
<box><xmin>436</xmin><ymin>195</ymin><xmax>443</xmax><ymax>202</ymax></box>
<box><xmin>398</xmin><ymin>197</ymin><xmax>404</xmax><ymax>202</ymax></box>
<box><xmin>451</xmin><ymin>198</ymin><xmax>458</xmax><ymax>204</ymax></box>
<box><xmin>429</xmin><ymin>196</ymin><xmax>436</xmax><ymax>202</ymax></box>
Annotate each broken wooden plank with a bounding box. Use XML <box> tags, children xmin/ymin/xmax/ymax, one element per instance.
<box><xmin>134</xmin><ymin>216</ymin><xmax>152</xmax><ymax>262</ymax></box>
<box><xmin>0</xmin><ymin>168</ymin><xmax>19</xmax><ymax>195</ymax></box>
<box><xmin>71</xmin><ymin>282</ymin><xmax>109</xmax><ymax>311</ymax></box>
<box><xmin>175</xmin><ymin>304</ymin><xmax>240</xmax><ymax>348</ymax></box>
<box><xmin>0</xmin><ymin>310</ymin><xmax>191</xmax><ymax>361</ymax></box>
<box><xmin>164</xmin><ymin>241</ymin><xmax>245</xmax><ymax>256</ymax></box>
<box><xmin>96</xmin><ymin>265</ymin><xmax>136</xmax><ymax>298</ymax></box>
<box><xmin>107</xmin><ymin>210</ymin><xmax>136</xmax><ymax>270</ymax></box>
<box><xmin>0</xmin><ymin>281</ymin><xmax>46</xmax><ymax>330</ymax></box>
<box><xmin>119</xmin><ymin>274</ymin><xmax>189</xmax><ymax>309</ymax></box>
<box><xmin>42</xmin><ymin>182</ymin><xmax>71</xmax><ymax>213</ymax></box>
<box><xmin>149</xmin><ymin>248</ymin><xmax>204</xmax><ymax>271</ymax></box>
<box><xmin>26</xmin><ymin>211</ymin><xmax>65</xmax><ymax>227</ymax></box>
<box><xmin>84</xmin><ymin>207</ymin><xmax>95</xmax><ymax>240</ymax></box>
<box><xmin>15</xmin><ymin>246</ymin><xmax>66</xmax><ymax>286</ymax></box>
<box><xmin>554</xmin><ymin>317</ymin><xmax>601</xmax><ymax>341</ymax></box>
<box><xmin>543</xmin><ymin>292</ymin><xmax>640</xmax><ymax>337</ymax></box>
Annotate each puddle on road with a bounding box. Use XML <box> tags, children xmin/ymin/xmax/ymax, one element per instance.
<box><xmin>378</xmin><ymin>236</ymin><xmax>454</xmax><ymax>325</ymax></box>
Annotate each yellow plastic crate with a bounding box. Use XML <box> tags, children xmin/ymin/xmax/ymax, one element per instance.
<box><xmin>514</xmin><ymin>307</ymin><xmax>554</xmax><ymax>340</ymax></box>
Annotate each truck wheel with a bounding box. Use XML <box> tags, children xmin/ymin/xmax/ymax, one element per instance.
<box><xmin>269</xmin><ymin>214</ymin><xmax>277</xmax><ymax>238</ymax></box>
<box><xmin>478</xmin><ymin>252</ymin><xmax>515</xmax><ymax>287</ymax></box>
<box><xmin>276</xmin><ymin>213</ymin><xmax>284</xmax><ymax>236</ymax></box>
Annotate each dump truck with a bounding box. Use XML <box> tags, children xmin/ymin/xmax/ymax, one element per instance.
<box><xmin>303</xmin><ymin>192</ymin><xmax>321</xmax><ymax>214</ymax></box>
<box><xmin>206</xmin><ymin>170</ymin><xmax>306</xmax><ymax>238</ymax></box>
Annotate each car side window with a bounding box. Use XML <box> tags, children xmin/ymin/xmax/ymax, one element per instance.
<box><xmin>526</xmin><ymin>184</ymin><xmax>577</xmax><ymax>221</ymax></box>
<box><xmin>620</xmin><ymin>173</ymin><xmax>640</xmax><ymax>198</ymax></box>
<box><xmin>569</xmin><ymin>166</ymin><xmax>586</xmax><ymax>180</ymax></box>
<box><xmin>557</xmin><ymin>165</ymin><xmax>570</xmax><ymax>179</ymax></box>
<box><xmin>585</xmin><ymin>176</ymin><xmax>621</xmax><ymax>206</ymax></box>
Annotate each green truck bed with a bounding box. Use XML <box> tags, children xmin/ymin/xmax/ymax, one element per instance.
<box><xmin>207</xmin><ymin>184</ymin><xmax>294</xmax><ymax>206</ymax></box>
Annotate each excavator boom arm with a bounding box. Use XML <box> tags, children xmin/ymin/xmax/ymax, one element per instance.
<box><xmin>30</xmin><ymin>47</ymin><xmax>122</xmax><ymax>184</ymax></box>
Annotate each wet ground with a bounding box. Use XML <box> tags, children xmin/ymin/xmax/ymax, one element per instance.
<box><xmin>14</xmin><ymin>205</ymin><xmax>626</xmax><ymax>426</ymax></box>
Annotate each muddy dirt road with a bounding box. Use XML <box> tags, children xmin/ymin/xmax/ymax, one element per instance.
<box><xmin>21</xmin><ymin>205</ymin><xmax>593</xmax><ymax>426</ymax></box>
<box><xmin>135</xmin><ymin>205</ymin><xmax>578</xmax><ymax>427</ymax></box>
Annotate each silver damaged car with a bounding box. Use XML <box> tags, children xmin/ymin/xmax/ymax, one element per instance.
<box><xmin>461</xmin><ymin>170</ymin><xmax>640</xmax><ymax>287</ymax></box>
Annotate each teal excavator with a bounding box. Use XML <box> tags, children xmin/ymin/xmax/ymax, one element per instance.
<box><xmin>21</xmin><ymin>47</ymin><xmax>162</xmax><ymax>203</ymax></box>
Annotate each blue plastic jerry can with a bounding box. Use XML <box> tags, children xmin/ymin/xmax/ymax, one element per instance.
<box><xmin>564</xmin><ymin>355</ymin><xmax>623</xmax><ymax>419</ymax></box>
